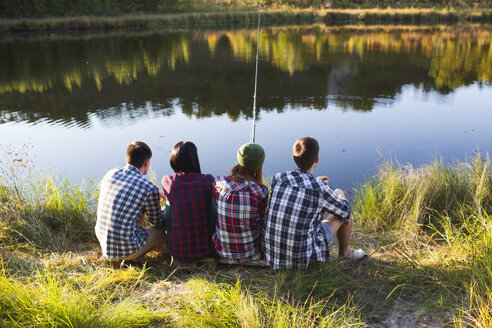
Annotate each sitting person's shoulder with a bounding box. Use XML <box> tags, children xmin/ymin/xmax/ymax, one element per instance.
<box><xmin>214</xmin><ymin>175</ymin><xmax>228</xmax><ymax>182</ymax></box>
<box><xmin>102</xmin><ymin>167</ymin><xmax>120</xmax><ymax>180</ymax></box>
<box><xmin>274</xmin><ymin>169</ymin><xmax>311</xmax><ymax>184</ymax></box>
<box><xmin>139</xmin><ymin>177</ymin><xmax>159</xmax><ymax>193</ymax></box>
<box><xmin>214</xmin><ymin>175</ymin><xmax>230</xmax><ymax>187</ymax></box>
<box><xmin>273</xmin><ymin>169</ymin><xmax>297</xmax><ymax>181</ymax></box>
<box><xmin>125</xmin><ymin>169</ymin><xmax>159</xmax><ymax>193</ymax></box>
<box><xmin>274</xmin><ymin>169</ymin><xmax>329</xmax><ymax>192</ymax></box>
<box><xmin>202</xmin><ymin>173</ymin><xmax>215</xmax><ymax>183</ymax></box>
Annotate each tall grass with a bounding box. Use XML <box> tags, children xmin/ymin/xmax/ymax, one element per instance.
<box><xmin>0</xmin><ymin>263</ymin><xmax>166</xmax><ymax>327</ymax></box>
<box><xmin>441</xmin><ymin>208</ymin><xmax>492</xmax><ymax>327</ymax></box>
<box><xmin>0</xmin><ymin>174</ymin><xmax>98</xmax><ymax>250</ymax></box>
<box><xmin>353</xmin><ymin>154</ymin><xmax>492</xmax><ymax>326</ymax></box>
<box><xmin>1</xmin><ymin>153</ymin><xmax>491</xmax><ymax>326</ymax></box>
<box><xmin>167</xmin><ymin>278</ymin><xmax>363</xmax><ymax>327</ymax></box>
<box><xmin>353</xmin><ymin>154</ymin><xmax>492</xmax><ymax>233</ymax></box>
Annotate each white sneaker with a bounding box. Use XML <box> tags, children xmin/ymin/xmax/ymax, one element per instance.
<box><xmin>338</xmin><ymin>249</ymin><xmax>366</xmax><ymax>261</ymax></box>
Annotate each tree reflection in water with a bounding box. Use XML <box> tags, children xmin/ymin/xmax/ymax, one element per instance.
<box><xmin>0</xmin><ymin>24</ymin><xmax>491</xmax><ymax>127</ymax></box>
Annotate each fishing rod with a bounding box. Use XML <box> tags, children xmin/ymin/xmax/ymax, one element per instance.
<box><xmin>250</xmin><ymin>0</ymin><xmax>262</xmax><ymax>143</ymax></box>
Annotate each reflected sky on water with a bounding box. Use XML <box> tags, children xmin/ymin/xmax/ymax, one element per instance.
<box><xmin>0</xmin><ymin>25</ymin><xmax>491</xmax><ymax>190</ymax></box>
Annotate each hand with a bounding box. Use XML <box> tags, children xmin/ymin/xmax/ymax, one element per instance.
<box><xmin>317</xmin><ymin>176</ymin><xmax>330</xmax><ymax>184</ymax></box>
<box><xmin>159</xmin><ymin>190</ymin><xmax>167</xmax><ymax>201</ymax></box>
<box><xmin>335</xmin><ymin>188</ymin><xmax>347</xmax><ymax>200</ymax></box>
<box><xmin>138</xmin><ymin>214</ymin><xmax>146</xmax><ymax>226</ymax></box>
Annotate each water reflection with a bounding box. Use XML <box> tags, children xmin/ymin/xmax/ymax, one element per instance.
<box><xmin>0</xmin><ymin>25</ymin><xmax>491</xmax><ymax>128</ymax></box>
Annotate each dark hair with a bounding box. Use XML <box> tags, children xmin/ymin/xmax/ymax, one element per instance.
<box><xmin>230</xmin><ymin>164</ymin><xmax>259</xmax><ymax>184</ymax></box>
<box><xmin>292</xmin><ymin>137</ymin><xmax>319</xmax><ymax>170</ymax></box>
<box><xmin>170</xmin><ymin>141</ymin><xmax>201</xmax><ymax>174</ymax></box>
<box><xmin>126</xmin><ymin>141</ymin><xmax>152</xmax><ymax>168</ymax></box>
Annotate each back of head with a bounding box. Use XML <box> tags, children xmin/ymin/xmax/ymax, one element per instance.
<box><xmin>292</xmin><ymin>137</ymin><xmax>319</xmax><ymax>171</ymax></box>
<box><xmin>231</xmin><ymin>142</ymin><xmax>265</xmax><ymax>183</ymax></box>
<box><xmin>126</xmin><ymin>141</ymin><xmax>152</xmax><ymax>169</ymax></box>
<box><xmin>170</xmin><ymin>141</ymin><xmax>201</xmax><ymax>174</ymax></box>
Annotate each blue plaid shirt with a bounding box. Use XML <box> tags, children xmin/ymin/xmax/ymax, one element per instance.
<box><xmin>264</xmin><ymin>169</ymin><xmax>351</xmax><ymax>269</ymax></box>
<box><xmin>95</xmin><ymin>164</ymin><xmax>164</xmax><ymax>259</ymax></box>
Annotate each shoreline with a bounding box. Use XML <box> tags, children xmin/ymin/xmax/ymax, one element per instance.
<box><xmin>2</xmin><ymin>8</ymin><xmax>492</xmax><ymax>34</ymax></box>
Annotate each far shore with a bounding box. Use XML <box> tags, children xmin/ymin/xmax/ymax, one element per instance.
<box><xmin>1</xmin><ymin>8</ymin><xmax>492</xmax><ymax>34</ymax></box>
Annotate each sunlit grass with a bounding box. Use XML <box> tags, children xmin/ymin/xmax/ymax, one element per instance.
<box><xmin>167</xmin><ymin>278</ymin><xmax>363</xmax><ymax>327</ymax></box>
<box><xmin>0</xmin><ymin>174</ymin><xmax>98</xmax><ymax>250</ymax></box>
<box><xmin>353</xmin><ymin>153</ymin><xmax>492</xmax><ymax>326</ymax></box>
<box><xmin>455</xmin><ymin>284</ymin><xmax>492</xmax><ymax>328</ymax></box>
<box><xmin>0</xmin><ymin>262</ymin><xmax>166</xmax><ymax>327</ymax></box>
<box><xmin>353</xmin><ymin>153</ymin><xmax>492</xmax><ymax>233</ymax></box>
<box><xmin>1</xmin><ymin>154</ymin><xmax>491</xmax><ymax>326</ymax></box>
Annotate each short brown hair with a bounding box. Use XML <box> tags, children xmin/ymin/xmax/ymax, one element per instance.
<box><xmin>292</xmin><ymin>137</ymin><xmax>319</xmax><ymax>170</ymax></box>
<box><xmin>126</xmin><ymin>141</ymin><xmax>152</xmax><ymax>168</ymax></box>
<box><xmin>170</xmin><ymin>141</ymin><xmax>201</xmax><ymax>174</ymax></box>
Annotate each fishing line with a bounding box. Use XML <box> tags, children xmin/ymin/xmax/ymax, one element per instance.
<box><xmin>250</xmin><ymin>0</ymin><xmax>262</xmax><ymax>143</ymax></box>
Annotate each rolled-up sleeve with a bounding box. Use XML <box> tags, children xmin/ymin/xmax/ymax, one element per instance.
<box><xmin>320</xmin><ymin>186</ymin><xmax>351</xmax><ymax>224</ymax></box>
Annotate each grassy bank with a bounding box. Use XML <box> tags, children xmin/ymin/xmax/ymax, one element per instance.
<box><xmin>0</xmin><ymin>154</ymin><xmax>491</xmax><ymax>326</ymax></box>
<box><xmin>1</xmin><ymin>8</ymin><xmax>492</xmax><ymax>34</ymax></box>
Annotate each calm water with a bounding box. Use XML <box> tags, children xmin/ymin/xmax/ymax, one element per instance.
<box><xmin>0</xmin><ymin>25</ymin><xmax>491</xmax><ymax>191</ymax></box>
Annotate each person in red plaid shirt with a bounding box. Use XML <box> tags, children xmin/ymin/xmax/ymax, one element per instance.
<box><xmin>213</xmin><ymin>143</ymin><xmax>269</xmax><ymax>264</ymax></box>
<box><xmin>161</xmin><ymin>141</ymin><xmax>216</xmax><ymax>262</ymax></box>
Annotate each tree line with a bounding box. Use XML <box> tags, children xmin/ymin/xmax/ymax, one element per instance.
<box><xmin>1</xmin><ymin>0</ymin><xmax>491</xmax><ymax>18</ymax></box>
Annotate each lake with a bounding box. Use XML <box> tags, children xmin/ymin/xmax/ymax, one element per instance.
<box><xmin>0</xmin><ymin>24</ymin><xmax>491</xmax><ymax>191</ymax></box>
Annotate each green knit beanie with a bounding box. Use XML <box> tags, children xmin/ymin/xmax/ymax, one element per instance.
<box><xmin>237</xmin><ymin>143</ymin><xmax>265</xmax><ymax>170</ymax></box>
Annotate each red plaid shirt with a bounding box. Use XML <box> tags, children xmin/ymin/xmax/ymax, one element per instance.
<box><xmin>212</xmin><ymin>176</ymin><xmax>269</xmax><ymax>262</ymax></box>
<box><xmin>162</xmin><ymin>172</ymin><xmax>215</xmax><ymax>261</ymax></box>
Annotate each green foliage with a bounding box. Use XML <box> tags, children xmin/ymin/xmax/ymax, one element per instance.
<box><xmin>329</xmin><ymin>0</ymin><xmax>492</xmax><ymax>9</ymax></box>
<box><xmin>0</xmin><ymin>173</ymin><xmax>98</xmax><ymax>250</ymax></box>
<box><xmin>167</xmin><ymin>278</ymin><xmax>363</xmax><ymax>327</ymax></box>
<box><xmin>353</xmin><ymin>154</ymin><xmax>492</xmax><ymax>232</ymax></box>
<box><xmin>0</xmin><ymin>264</ymin><xmax>165</xmax><ymax>327</ymax></box>
<box><xmin>1</xmin><ymin>148</ymin><xmax>491</xmax><ymax>326</ymax></box>
<box><xmin>1</xmin><ymin>0</ymin><xmax>492</xmax><ymax>19</ymax></box>
<box><xmin>352</xmin><ymin>154</ymin><xmax>492</xmax><ymax>326</ymax></box>
<box><xmin>0</xmin><ymin>0</ymin><xmax>163</xmax><ymax>18</ymax></box>
<box><xmin>1</xmin><ymin>26</ymin><xmax>491</xmax><ymax>126</ymax></box>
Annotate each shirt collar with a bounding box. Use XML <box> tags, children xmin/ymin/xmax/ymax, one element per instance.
<box><xmin>125</xmin><ymin>164</ymin><xmax>142</xmax><ymax>175</ymax></box>
<box><xmin>295</xmin><ymin>168</ymin><xmax>315</xmax><ymax>180</ymax></box>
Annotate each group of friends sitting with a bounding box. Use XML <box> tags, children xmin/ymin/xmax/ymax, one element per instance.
<box><xmin>95</xmin><ymin>137</ymin><xmax>365</xmax><ymax>269</ymax></box>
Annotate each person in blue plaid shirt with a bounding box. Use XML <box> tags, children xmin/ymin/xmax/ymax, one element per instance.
<box><xmin>264</xmin><ymin>137</ymin><xmax>364</xmax><ymax>269</ymax></box>
<box><xmin>96</xmin><ymin>141</ymin><xmax>165</xmax><ymax>262</ymax></box>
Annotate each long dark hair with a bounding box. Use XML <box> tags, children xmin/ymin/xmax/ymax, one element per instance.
<box><xmin>230</xmin><ymin>164</ymin><xmax>261</xmax><ymax>185</ymax></box>
<box><xmin>170</xmin><ymin>141</ymin><xmax>201</xmax><ymax>174</ymax></box>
